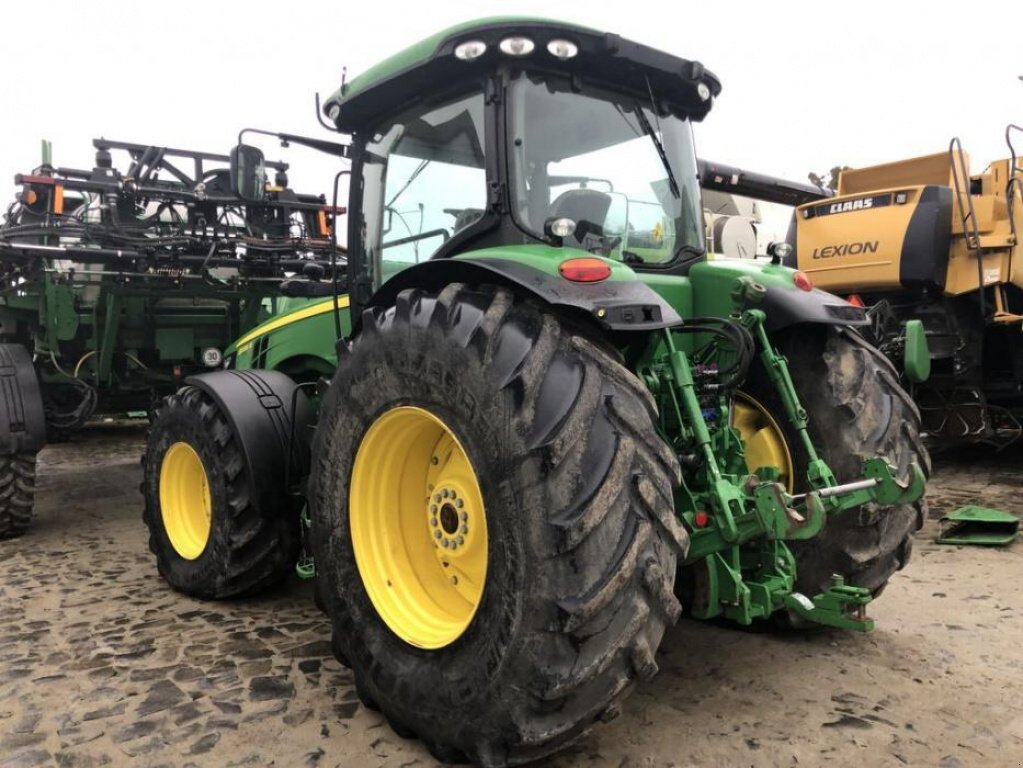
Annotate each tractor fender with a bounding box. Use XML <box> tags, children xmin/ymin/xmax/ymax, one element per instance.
<box><xmin>0</xmin><ymin>344</ymin><xmax>46</xmax><ymax>455</ymax></box>
<box><xmin>758</xmin><ymin>285</ymin><xmax>869</xmax><ymax>332</ymax></box>
<box><xmin>366</xmin><ymin>258</ymin><xmax>682</xmax><ymax>332</ymax></box>
<box><xmin>184</xmin><ymin>369</ymin><xmax>312</xmax><ymax>515</ymax></box>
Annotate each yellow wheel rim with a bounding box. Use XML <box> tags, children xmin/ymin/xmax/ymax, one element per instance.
<box><xmin>159</xmin><ymin>442</ymin><xmax>212</xmax><ymax>560</ymax></box>
<box><xmin>350</xmin><ymin>406</ymin><xmax>488</xmax><ymax>650</ymax></box>
<box><xmin>731</xmin><ymin>392</ymin><xmax>795</xmax><ymax>492</ymax></box>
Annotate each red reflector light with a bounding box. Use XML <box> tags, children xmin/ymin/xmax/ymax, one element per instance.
<box><xmin>694</xmin><ymin>511</ymin><xmax>710</xmax><ymax>528</ymax></box>
<box><xmin>847</xmin><ymin>293</ymin><xmax>866</xmax><ymax>308</ymax></box>
<box><xmin>793</xmin><ymin>271</ymin><xmax>813</xmax><ymax>291</ymax></box>
<box><xmin>558</xmin><ymin>257</ymin><xmax>612</xmax><ymax>283</ymax></box>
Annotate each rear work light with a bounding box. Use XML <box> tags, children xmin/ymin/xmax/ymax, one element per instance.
<box><xmin>793</xmin><ymin>271</ymin><xmax>813</xmax><ymax>291</ymax></box>
<box><xmin>547</xmin><ymin>39</ymin><xmax>578</xmax><ymax>59</ymax></box>
<box><xmin>559</xmin><ymin>257</ymin><xmax>611</xmax><ymax>283</ymax></box>
<box><xmin>454</xmin><ymin>40</ymin><xmax>487</xmax><ymax>61</ymax></box>
<box><xmin>499</xmin><ymin>37</ymin><xmax>534</xmax><ymax>56</ymax></box>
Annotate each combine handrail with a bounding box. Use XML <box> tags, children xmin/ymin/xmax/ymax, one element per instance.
<box><xmin>1007</xmin><ymin>124</ymin><xmax>1023</xmax><ymax>175</ymax></box>
<box><xmin>949</xmin><ymin>137</ymin><xmax>986</xmax><ymax>320</ymax></box>
<box><xmin>1005</xmin><ymin>125</ymin><xmax>1023</xmax><ymax>243</ymax></box>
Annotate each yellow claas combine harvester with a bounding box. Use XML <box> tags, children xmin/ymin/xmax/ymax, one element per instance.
<box><xmin>782</xmin><ymin>127</ymin><xmax>1023</xmax><ymax>447</ymax></box>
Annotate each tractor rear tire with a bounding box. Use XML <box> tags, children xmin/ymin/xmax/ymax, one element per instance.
<box><xmin>141</xmin><ymin>385</ymin><xmax>300</xmax><ymax>598</ymax></box>
<box><xmin>739</xmin><ymin>325</ymin><xmax>929</xmax><ymax>599</ymax></box>
<box><xmin>0</xmin><ymin>453</ymin><xmax>36</xmax><ymax>539</ymax></box>
<box><xmin>309</xmin><ymin>284</ymin><xmax>688</xmax><ymax>766</ymax></box>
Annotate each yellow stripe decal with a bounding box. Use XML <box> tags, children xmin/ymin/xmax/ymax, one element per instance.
<box><xmin>235</xmin><ymin>295</ymin><xmax>350</xmax><ymax>351</ymax></box>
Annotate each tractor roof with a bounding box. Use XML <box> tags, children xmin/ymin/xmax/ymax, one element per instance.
<box><xmin>323</xmin><ymin>17</ymin><xmax>721</xmax><ymax>134</ymax></box>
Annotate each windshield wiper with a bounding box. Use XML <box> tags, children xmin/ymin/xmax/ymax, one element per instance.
<box><xmin>633</xmin><ymin>104</ymin><xmax>680</xmax><ymax>200</ymax></box>
<box><xmin>386</xmin><ymin>158</ymin><xmax>431</xmax><ymax>208</ymax></box>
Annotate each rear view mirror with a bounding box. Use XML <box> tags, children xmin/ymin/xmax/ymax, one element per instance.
<box><xmin>230</xmin><ymin>144</ymin><xmax>267</xmax><ymax>201</ymax></box>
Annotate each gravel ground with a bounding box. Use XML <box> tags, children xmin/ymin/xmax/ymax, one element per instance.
<box><xmin>0</xmin><ymin>425</ymin><xmax>1020</xmax><ymax>767</ymax></box>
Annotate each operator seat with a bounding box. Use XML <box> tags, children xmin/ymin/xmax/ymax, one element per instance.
<box><xmin>549</xmin><ymin>189</ymin><xmax>612</xmax><ymax>248</ymax></box>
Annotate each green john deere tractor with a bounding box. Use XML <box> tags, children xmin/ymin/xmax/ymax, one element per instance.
<box><xmin>141</xmin><ymin>18</ymin><xmax>929</xmax><ymax>766</ymax></box>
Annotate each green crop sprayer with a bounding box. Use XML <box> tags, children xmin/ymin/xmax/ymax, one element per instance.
<box><xmin>140</xmin><ymin>18</ymin><xmax>928</xmax><ymax>766</ymax></box>
<box><xmin>0</xmin><ymin>138</ymin><xmax>343</xmax><ymax>537</ymax></box>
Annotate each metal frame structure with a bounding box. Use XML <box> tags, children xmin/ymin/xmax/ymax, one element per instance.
<box><xmin>0</xmin><ymin>138</ymin><xmax>342</xmax><ymax>433</ymax></box>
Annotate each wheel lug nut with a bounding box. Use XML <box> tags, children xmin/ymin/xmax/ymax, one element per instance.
<box><xmin>431</xmin><ymin>517</ymin><xmax>438</xmax><ymax>527</ymax></box>
<box><xmin>434</xmin><ymin>530</ymin><xmax>442</xmax><ymax>539</ymax></box>
<box><xmin>456</xmin><ymin>536</ymin><xmax>464</xmax><ymax>546</ymax></box>
<box><xmin>430</xmin><ymin>504</ymin><xmax>437</xmax><ymax>513</ymax></box>
<box><xmin>431</xmin><ymin>456</ymin><xmax>439</xmax><ymax>465</ymax></box>
<box><xmin>455</xmin><ymin>499</ymin><xmax>464</xmax><ymax>508</ymax></box>
<box><xmin>460</xmin><ymin>511</ymin><xmax>468</xmax><ymax>521</ymax></box>
<box><xmin>442</xmin><ymin>539</ymin><xmax>451</xmax><ymax>548</ymax></box>
<box><xmin>460</xmin><ymin>525</ymin><xmax>468</xmax><ymax>534</ymax></box>
<box><xmin>434</xmin><ymin>493</ymin><xmax>442</xmax><ymax>503</ymax></box>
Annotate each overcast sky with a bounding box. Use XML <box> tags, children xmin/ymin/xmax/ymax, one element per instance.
<box><xmin>1</xmin><ymin>0</ymin><xmax>1020</xmax><ymax>240</ymax></box>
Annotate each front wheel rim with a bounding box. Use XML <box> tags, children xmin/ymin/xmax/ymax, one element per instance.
<box><xmin>159</xmin><ymin>441</ymin><xmax>212</xmax><ymax>560</ymax></box>
<box><xmin>350</xmin><ymin>406</ymin><xmax>488</xmax><ymax>650</ymax></box>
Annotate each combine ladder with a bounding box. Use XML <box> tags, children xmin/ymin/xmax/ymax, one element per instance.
<box><xmin>948</xmin><ymin>137</ymin><xmax>988</xmax><ymax>318</ymax></box>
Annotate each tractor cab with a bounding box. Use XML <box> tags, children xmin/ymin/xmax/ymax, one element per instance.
<box><xmin>319</xmin><ymin>18</ymin><xmax>720</xmax><ymax>307</ymax></box>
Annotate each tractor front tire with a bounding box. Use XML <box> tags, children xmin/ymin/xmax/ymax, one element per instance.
<box><xmin>309</xmin><ymin>284</ymin><xmax>688</xmax><ymax>766</ymax></box>
<box><xmin>141</xmin><ymin>386</ymin><xmax>300</xmax><ymax>598</ymax></box>
<box><xmin>0</xmin><ymin>453</ymin><xmax>36</xmax><ymax>539</ymax></box>
<box><xmin>738</xmin><ymin>325</ymin><xmax>929</xmax><ymax>600</ymax></box>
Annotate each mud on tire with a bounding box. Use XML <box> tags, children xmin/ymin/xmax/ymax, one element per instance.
<box><xmin>141</xmin><ymin>386</ymin><xmax>300</xmax><ymax>599</ymax></box>
<box><xmin>309</xmin><ymin>284</ymin><xmax>689</xmax><ymax>766</ymax></box>
<box><xmin>0</xmin><ymin>453</ymin><xmax>36</xmax><ymax>539</ymax></box>
<box><xmin>744</xmin><ymin>325</ymin><xmax>930</xmax><ymax>598</ymax></box>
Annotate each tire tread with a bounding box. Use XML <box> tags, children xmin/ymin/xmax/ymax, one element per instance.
<box><xmin>0</xmin><ymin>453</ymin><xmax>36</xmax><ymax>539</ymax></box>
<box><xmin>311</xmin><ymin>284</ymin><xmax>688</xmax><ymax>766</ymax></box>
